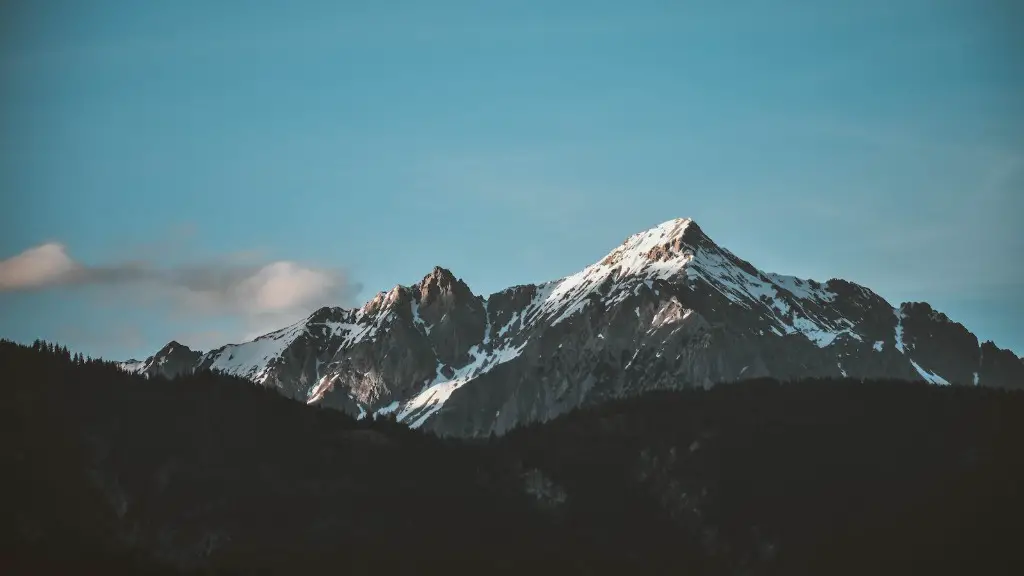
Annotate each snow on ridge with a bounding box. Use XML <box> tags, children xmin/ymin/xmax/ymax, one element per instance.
<box><xmin>600</xmin><ymin>217</ymin><xmax>694</xmax><ymax>272</ymax></box>
<box><xmin>685</xmin><ymin>244</ymin><xmax>861</xmax><ymax>348</ymax></box>
<box><xmin>501</xmin><ymin>218</ymin><xmax>697</xmax><ymax>332</ymax></box>
<box><xmin>394</xmin><ymin>339</ymin><xmax>530</xmax><ymax>429</ymax></box>
<box><xmin>686</xmin><ymin>247</ymin><xmax>795</xmax><ymax>317</ymax></box>
<box><xmin>319</xmin><ymin>316</ymin><xmax>384</xmax><ymax>349</ymax></box>
<box><xmin>894</xmin><ymin>309</ymin><xmax>906</xmax><ymax>353</ymax></box>
<box><xmin>307</xmin><ymin>297</ymin><xmax>521</xmax><ymax>423</ymax></box>
<box><xmin>368</xmin><ymin>220</ymin><xmax>703</xmax><ymax>425</ymax></box>
<box><xmin>480</xmin><ymin>299</ymin><xmax>492</xmax><ymax>345</ymax></box>
<box><xmin>307</xmin><ymin>373</ymin><xmax>340</xmax><ymax>404</ymax></box>
<box><xmin>119</xmin><ymin>359</ymin><xmax>149</xmax><ymax>374</ymax></box>
<box><xmin>789</xmin><ymin>317</ymin><xmax>860</xmax><ymax>347</ymax></box>
<box><xmin>188</xmin><ymin>217</ymin><xmax>872</xmax><ymax>394</ymax></box>
<box><xmin>206</xmin><ymin>297</ymin><xmax>402</xmax><ymax>388</ymax></box>
<box><xmin>143</xmin><ymin>218</ymin><xmax>907</xmax><ymax>424</ymax></box>
<box><xmin>410</xmin><ymin>300</ymin><xmax>431</xmax><ymax>335</ymax></box>
<box><xmin>204</xmin><ymin>317</ymin><xmax>310</xmax><ymax>383</ymax></box>
<box><xmin>909</xmin><ymin>358</ymin><xmax>950</xmax><ymax>386</ymax></box>
<box><xmin>766</xmin><ymin>273</ymin><xmax>837</xmax><ymax>303</ymax></box>
<box><xmin>469</xmin><ymin>217</ymin><xmax>865</xmax><ymax>350</ymax></box>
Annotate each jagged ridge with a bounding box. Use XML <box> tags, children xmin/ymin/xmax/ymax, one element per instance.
<box><xmin>121</xmin><ymin>218</ymin><xmax>1024</xmax><ymax>436</ymax></box>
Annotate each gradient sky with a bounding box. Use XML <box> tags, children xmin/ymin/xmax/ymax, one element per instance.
<box><xmin>2</xmin><ymin>0</ymin><xmax>1022</xmax><ymax>360</ymax></box>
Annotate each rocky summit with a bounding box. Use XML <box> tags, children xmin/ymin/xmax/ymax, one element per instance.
<box><xmin>122</xmin><ymin>218</ymin><xmax>1024</xmax><ymax>436</ymax></box>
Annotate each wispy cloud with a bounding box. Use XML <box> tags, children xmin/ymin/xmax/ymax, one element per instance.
<box><xmin>0</xmin><ymin>243</ymin><xmax>82</xmax><ymax>291</ymax></box>
<box><xmin>0</xmin><ymin>239</ymin><xmax>362</xmax><ymax>347</ymax></box>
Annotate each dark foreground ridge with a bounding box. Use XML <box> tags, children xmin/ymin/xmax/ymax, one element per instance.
<box><xmin>4</xmin><ymin>339</ymin><xmax>1023</xmax><ymax>575</ymax></box>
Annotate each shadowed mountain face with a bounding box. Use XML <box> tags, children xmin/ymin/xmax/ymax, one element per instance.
<box><xmin>123</xmin><ymin>218</ymin><xmax>1024</xmax><ymax>436</ymax></box>
<box><xmin>6</xmin><ymin>341</ymin><xmax>1024</xmax><ymax>576</ymax></box>
<box><xmin>121</xmin><ymin>341</ymin><xmax>202</xmax><ymax>380</ymax></box>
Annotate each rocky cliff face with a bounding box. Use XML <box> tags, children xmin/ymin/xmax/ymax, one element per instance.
<box><xmin>121</xmin><ymin>218</ymin><xmax>1024</xmax><ymax>436</ymax></box>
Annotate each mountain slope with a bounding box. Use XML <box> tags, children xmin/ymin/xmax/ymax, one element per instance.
<box><xmin>122</xmin><ymin>218</ymin><xmax>1024</xmax><ymax>436</ymax></box>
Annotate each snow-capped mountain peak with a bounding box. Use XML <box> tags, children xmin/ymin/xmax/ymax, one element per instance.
<box><xmin>120</xmin><ymin>217</ymin><xmax>1024</xmax><ymax>436</ymax></box>
<box><xmin>601</xmin><ymin>217</ymin><xmax>695</xmax><ymax>267</ymax></box>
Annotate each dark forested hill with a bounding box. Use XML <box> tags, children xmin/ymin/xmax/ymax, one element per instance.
<box><xmin>3</xmin><ymin>339</ymin><xmax>1023</xmax><ymax>575</ymax></box>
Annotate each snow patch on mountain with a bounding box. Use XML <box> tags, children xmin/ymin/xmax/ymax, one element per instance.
<box><xmin>909</xmin><ymin>359</ymin><xmax>950</xmax><ymax>386</ymax></box>
<box><xmin>203</xmin><ymin>320</ymin><xmax>307</xmax><ymax>384</ymax></box>
<box><xmin>119</xmin><ymin>359</ymin><xmax>149</xmax><ymax>374</ymax></box>
<box><xmin>395</xmin><ymin>339</ymin><xmax>529</xmax><ymax>428</ymax></box>
<box><xmin>673</xmin><ymin>238</ymin><xmax>862</xmax><ymax>348</ymax></box>
<box><xmin>894</xmin><ymin>310</ymin><xmax>906</xmax><ymax>353</ymax></box>
<box><xmin>766</xmin><ymin>273</ymin><xmax>836</xmax><ymax>303</ymax></box>
<box><xmin>509</xmin><ymin>219</ymin><xmax>697</xmax><ymax>330</ymax></box>
<box><xmin>306</xmin><ymin>373</ymin><xmax>340</xmax><ymax>404</ymax></box>
<box><xmin>410</xmin><ymin>300</ymin><xmax>430</xmax><ymax>334</ymax></box>
<box><xmin>686</xmin><ymin>249</ymin><xmax>774</xmax><ymax>310</ymax></box>
<box><xmin>206</xmin><ymin>301</ymin><xmax>401</xmax><ymax>386</ymax></box>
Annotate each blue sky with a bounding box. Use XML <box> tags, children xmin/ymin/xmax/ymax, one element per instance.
<box><xmin>1</xmin><ymin>0</ymin><xmax>1022</xmax><ymax>359</ymax></box>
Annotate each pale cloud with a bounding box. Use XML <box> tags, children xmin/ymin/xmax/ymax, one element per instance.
<box><xmin>159</xmin><ymin>260</ymin><xmax>356</xmax><ymax>318</ymax></box>
<box><xmin>240</xmin><ymin>262</ymin><xmax>339</xmax><ymax>314</ymax></box>
<box><xmin>0</xmin><ymin>240</ymin><xmax>361</xmax><ymax>345</ymax></box>
<box><xmin>0</xmin><ymin>242</ymin><xmax>81</xmax><ymax>290</ymax></box>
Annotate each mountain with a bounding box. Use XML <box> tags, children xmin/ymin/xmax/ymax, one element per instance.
<box><xmin>8</xmin><ymin>340</ymin><xmax>1024</xmax><ymax>575</ymax></box>
<box><xmin>121</xmin><ymin>341</ymin><xmax>202</xmax><ymax>380</ymax></box>
<box><xmin>122</xmin><ymin>218</ymin><xmax>1024</xmax><ymax>436</ymax></box>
